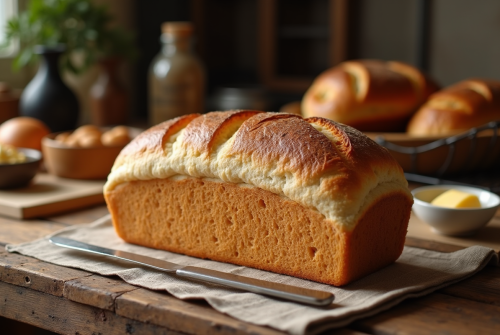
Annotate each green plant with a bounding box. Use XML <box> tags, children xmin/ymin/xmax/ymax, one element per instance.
<box><xmin>1</xmin><ymin>0</ymin><xmax>137</xmax><ymax>74</ymax></box>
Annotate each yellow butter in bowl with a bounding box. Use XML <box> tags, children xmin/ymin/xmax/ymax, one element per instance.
<box><xmin>0</xmin><ymin>143</ymin><xmax>27</xmax><ymax>164</ymax></box>
<box><xmin>431</xmin><ymin>189</ymin><xmax>481</xmax><ymax>208</ymax></box>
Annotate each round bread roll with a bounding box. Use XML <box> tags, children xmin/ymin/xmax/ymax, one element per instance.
<box><xmin>64</xmin><ymin>135</ymin><xmax>81</xmax><ymax>147</ymax></box>
<box><xmin>72</xmin><ymin>124</ymin><xmax>102</xmax><ymax>139</ymax></box>
<box><xmin>302</xmin><ymin>60</ymin><xmax>438</xmax><ymax>132</ymax></box>
<box><xmin>102</xmin><ymin>126</ymin><xmax>130</xmax><ymax>146</ymax></box>
<box><xmin>407</xmin><ymin>79</ymin><xmax>500</xmax><ymax>136</ymax></box>
<box><xmin>78</xmin><ymin>133</ymin><xmax>103</xmax><ymax>148</ymax></box>
<box><xmin>55</xmin><ymin>132</ymin><xmax>71</xmax><ymax>143</ymax></box>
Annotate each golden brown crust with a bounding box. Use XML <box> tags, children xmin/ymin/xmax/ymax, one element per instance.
<box><xmin>407</xmin><ymin>79</ymin><xmax>500</xmax><ymax>135</ymax></box>
<box><xmin>182</xmin><ymin>110</ymin><xmax>261</xmax><ymax>156</ymax></box>
<box><xmin>106</xmin><ymin>111</ymin><xmax>411</xmax><ymax>232</ymax></box>
<box><xmin>116</xmin><ymin>114</ymin><xmax>199</xmax><ymax>162</ymax></box>
<box><xmin>301</xmin><ymin>60</ymin><xmax>438</xmax><ymax>132</ymax></box>
<box><xmin>229</xmin><ymin>113</ymin><xmax>343</xmax><ymax>179</ymax></box>
<box><xmin>106</xmin><ymin>177</ymin><xmax>412</xmax><ymax>286</ymax></box>
<box><xmin>351</xmin><ymin>60</ymin><xmax>416</xmax><ymax>105</ymax></box>
<box><xmin>306</xmin><ymin>117</ymin><xmax>395</xmax><ymax>165</ymax></box>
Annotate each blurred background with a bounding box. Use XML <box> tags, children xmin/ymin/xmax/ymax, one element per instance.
<box><xmin>1</xmin><ymin>0</ymin><xmax>500</xmax><ymax>125</ymax></box>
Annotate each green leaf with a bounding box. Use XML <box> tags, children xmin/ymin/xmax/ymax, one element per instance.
<box><xmin>13</xmin><ymin>48</ymin><xmax>36</xmax><ymax>70</ymax></box>
<box><xmin>4</xmin><ymin>0</ymin><xmax>138</xmax><ymax>74</ymax></box>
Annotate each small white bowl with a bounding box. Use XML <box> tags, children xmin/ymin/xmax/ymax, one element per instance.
<box><xmin>412</xmin><ymin>185</ymin><xmax>500</xmax><ymax>236</ymax></box>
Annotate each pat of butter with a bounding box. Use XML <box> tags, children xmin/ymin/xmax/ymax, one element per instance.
<box><xmin>431</xmin><ymin>189</ymin><xmax>481</xmax><ymax>208</ymax></box>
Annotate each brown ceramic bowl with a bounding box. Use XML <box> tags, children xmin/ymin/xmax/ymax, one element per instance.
<box><xmin>0</xmin><ymin>148</ymin><xmax>42</xmax><ymax>189</ymax></box>
<box><xmin>42</xmin><ymin>132</ymin><xmax>128</xmax><ymax>180</ymax></box>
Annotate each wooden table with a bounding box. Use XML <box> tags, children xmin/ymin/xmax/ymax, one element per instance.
<box><xmin>1</xmin><ymin>196</ymin><xmax>500</xmax><ymax>334</ymax></box>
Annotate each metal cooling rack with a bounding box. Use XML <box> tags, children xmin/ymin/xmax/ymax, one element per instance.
<box><xmin>374</xmin><ymin>121</ymin><xmax>500</xmax><ymax>194</ymax></box>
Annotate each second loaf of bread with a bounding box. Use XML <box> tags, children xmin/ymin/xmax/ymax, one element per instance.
<box><xmin>407</xmin><ymin>79</ymin><xmax>500</xmax><ymax>136</ymax></box>
<box><xmin>104</xmin><ymin>111</ymin><xmax>413</xmax><ymax>286</ymax></box>
<box><xmin>301</xmin><ymin>60</ymin><xmax>438</xmax><ymax>132</ymax></box>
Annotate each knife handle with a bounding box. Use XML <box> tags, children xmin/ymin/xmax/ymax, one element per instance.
<box><xmin>176</xmin><ymin>266</ymin><xmax>334</xmax><ymax>306</ymax></box>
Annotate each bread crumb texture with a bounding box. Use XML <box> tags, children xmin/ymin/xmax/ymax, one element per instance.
<box><xmin>106</xmin><ymin>177</ymin><xmax>411</xmax><ymax>285</ymax></box>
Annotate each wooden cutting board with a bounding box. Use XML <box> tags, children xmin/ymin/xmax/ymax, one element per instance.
<box><xmin>0</xmin><ymin>173</ymin><xmax>105</xmax><ymax>219</ymax></box>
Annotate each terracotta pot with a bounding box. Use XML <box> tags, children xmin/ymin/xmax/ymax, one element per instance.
<box><xmin>42</xmin><ymin>132</ymin><xmax>126</xmax><ymax>180</ymax></box>
<box><xmin>90</xmin><ymin>58</ymin><xmax>128</xmax><ymax>126</ymax></box>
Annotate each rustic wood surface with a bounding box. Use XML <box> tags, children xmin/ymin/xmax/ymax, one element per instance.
<box><xmin>47</xmin><ymin>205</ymin><xmax>110</xmax><ymax>225</ymax></box>
<box><xmin>1</xmin><ymin>185</ymin><xmax>500</xmax><ymax>335</ymax></box>
<box><xmin>352</xmin><ymin>293</ymin><xmax>500</xmax><ymax>335</ymax></box>
<box><xmin>1</xmin><ymin>281</ymin><xmax>184</xmax><ymax>335</ymax></box>
<box><xmin>0</xmin><ymin>251</ymin><xmax>90</xmax><ymax>296</ymax></box>
<box><xmin>0</xmin><ymin>173</ymin><xmax>105</xmax><ymax>219</ymax></box>
<box><xmin>115</xmin><ymin>288</ymin><xmax>286</xmax><ymax>335</ymax></box>
<box><xmin>0</xmin><ymin>216</ymin><xmax>66</xmax><ymax>247</ymax></box>
<box><xmin>64</xmin><ymin>275</ymin><xmax>138</xmax><ymax>312</ymax></box>
<box><xmin>408</xmin><ymin>211</ymin><xmax>500</xmax><ymax>252</ymax></box>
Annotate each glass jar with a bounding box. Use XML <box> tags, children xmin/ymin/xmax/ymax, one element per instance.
<box><xmin>149</xmin><ymin>22</ymin><xmax>205</xmax><ymax>126</ymax></box>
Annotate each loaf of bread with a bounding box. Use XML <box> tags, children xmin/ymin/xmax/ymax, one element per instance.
<box><xmin>407</xmin><ymin>79</ymin><xmax>500</xmax><ymax>136</ymax></box>
<box><xmin>104</xmin><ymin>111</ymin><xmax>413</xmax><ymax>286</ymax></box>
<box><xmin>302</xmin><ymin>60</ymin><xmax>438</xmax><ymax>132</ymax></box>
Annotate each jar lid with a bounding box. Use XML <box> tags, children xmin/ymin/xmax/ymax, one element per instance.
<box><xmin>161</xmin><ymin>22</ymin><xmax>194</xmax><ymax>37</ymax></box>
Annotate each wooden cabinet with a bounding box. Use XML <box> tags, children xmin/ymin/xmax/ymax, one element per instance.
<box><xmin>191</xmin><ymin>0</ymin><xmax>347</xmax><ymax>94</ymax></box>
<box><xmin>258</xmin><ymin>0</ymin><xmax>347</xmax><ymax>92</ymax></box>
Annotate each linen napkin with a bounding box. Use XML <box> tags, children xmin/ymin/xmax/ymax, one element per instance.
<box><xmin>7</xmin><ymin>215</ymin><xmax>498</xmax><ymax>335</ymax></box>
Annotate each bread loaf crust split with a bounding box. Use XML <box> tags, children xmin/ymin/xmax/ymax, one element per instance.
<box><xmin>105</xmin><ymin>110</ymin><xmax>413</xmax><ymax>285</ymax></box>
<box><xmin>301</xmin><ymin>60</ymin><xmax>438</xmax><ymax>132</ymax></box>
<box><xmin>407</xmin><ymin>79</ymin><xmax>500</xmax><ymax>136</ymax></box>
<box><xmin>106</xmin><ymin>177</ymin><xmax>411</xmax><ymax>286</ymax></box>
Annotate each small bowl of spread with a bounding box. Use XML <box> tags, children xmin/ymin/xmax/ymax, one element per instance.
<box><xmin>0</xmin><ymin>144</ymin><xmax>42</xmax><ymax>189</ymax></box>
<box><xmin>411</xmin><ymin>185</ymin><xmax>500</xmax><ymax>236</ymax></box>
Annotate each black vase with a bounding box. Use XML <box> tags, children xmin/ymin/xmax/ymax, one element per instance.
<box><xmin>20</xmin><ymin>45</ymin><xmax>79</xmax><ymax>132</ymax></box>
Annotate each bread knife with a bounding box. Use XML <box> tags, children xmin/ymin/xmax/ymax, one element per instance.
<box><xmin>49</xmin><ymin>236</ymin><xmax>334</xmax><ymax>306</ymax></box>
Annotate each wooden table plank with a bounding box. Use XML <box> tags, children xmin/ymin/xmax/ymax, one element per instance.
<box><xmin>407</xmin><ymin>212</ymin><xmax>500</xmax><ymax>253</ymax></box>
<box><xmin>353</xmin><ymin>293</ymin><xmax>500</xmax><ymax>335</ymax></box>
<box><xmin>440</xmin><ymin>266</ymin><xmax>500</xmax><ymax>307</ymax></box>
<box><xmin>0</xmin><ymin>281</ymin><xmax>183</xmax><ymax>335</ymax></box>
<box><xmin>0</xmin><ymin>251</ymin><xmax>90</xmax><ymax>297</ymax></box>
<box><xmin>0</xmin><ymin>251</ymin><xmax>371</xmax><ymax>335</ymax></box>
<box><xmin>46</xmin><ymin>205</ymin><xmax>110</xmax><ymax>226</ymax></box>
<box><xmin>63</xmin><ymin>275</ymin><xmax>139</xmax><ymax>312</ymax></box>
<box><xmin>0</xmin><ymin>216</ymin><xmax>67</xmax><ymax>246</ymax></box>
<box><xmin>116</xmin><ymin>288</ymin><xmax>284</xmax><ymax>335</ymax></box>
